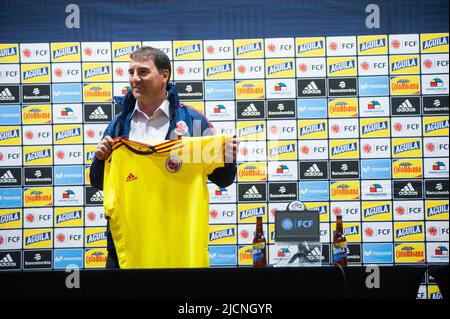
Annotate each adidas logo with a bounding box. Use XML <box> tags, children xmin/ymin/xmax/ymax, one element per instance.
<box><xmin>399</xmin><ymin>183</ymin><xmax>418</xmax><ymax>196</ymax></box>
<box><xmin>396</xmin><ymin>99</ymin><xmax>416</xmax><ymax>112</ymax></box>
<box><xmin>0</xmin><ymin>254</ymin><xmax>16</xmax><ymax>267</ymax></box>
<box><xmin>89</xmin><ymin>106</ymin><xmax>108</xmax><ymax>120</ymax></box>
<box><xmin>302</xmin><ymin>81</ymin><xmax>321</xmax><ymax>94</ymax></box>
<box><xmin>433</xmin><ymin>99</ymin><xmax>441</xmax><ymax>107</ymax></box>
<box><xmin>277</xmin><ymin>103</ymin><xmax>285</xmax><ymax>111</ymax></box>
<box><xmin>32</xmin><ymin>88</ymin><xmax>40</xmax><ymax>95</ymax></box>
<box><xmin>90</xmin><ymin>191</ymin><xmax>103</xmax><ymax>202</ymax></box>
<box><xmin>306</xmin><ymin>246</ymin><xmax>322</xmax><ymax>260</ymax></box>
<box><xmin>305</xmin><ymin>164</ymin><xmax>324</xmax><ymax>177</ymax></box>
<box><xmin>125</xmin><ymin>173</ymin><xmax>137</xmax><ymax>182</ymax></box>
<box><xmin>0</xmin><ymin>170</ymin><xmax>17</xmax><ymax>183</ymax></box>
<box><xmin>243</xmin><ymin>186</ymin><xmax>262</xmax><ymax>199</ymax></box>
<box><xmin>339</xmin><ymin>81</ymin><xmax>346</xmax><ymax>88</ymax></box>
<box><xmin>242</xmin><ymin>103</ymin><xmax>261</xmax><ymax>116</ymax></box>
<box><xmin>0</xmin><ymin>88</ymin><xmax>15</xmax><ymax>101</ymax></box>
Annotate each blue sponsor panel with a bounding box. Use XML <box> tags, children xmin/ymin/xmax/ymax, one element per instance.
<box><xmin>0</xmin><ymin>105</ymin><xmax>21</xmax><ymax>125</ymax></box>
<box><xmin>0</xmin><ymin>188</ymin><xmax>22</xmax><ymax>208</ymax></box>
<box><xmin>363</xmin><ymin>243</ymin><xmax>394</xmax><ymax>264</ymax></box>
<box><xmin>361</xmin><ymin>159</ymin><xmax>392</xmax><ymax>179</ymax></box>
<box><xmin>54</xmin><ymin>165</ymin><xmax>84</xmax><ymax>185</ymax></box>
<box><xmin>359</xmin><ymin>76</ymin><xmax>389</xmax><ymax>96</ymax></box>
<box><xmin>53</xmin><ymin>248</ymin><xmax>83</xmax><ymax>269</ymax></box>
<box><xmin>298</xmin><ymin>181</ymin><xmax>329</xmax><ymax>201</ymax></box>
<box><xmin>204</xmin><ymin>81</ymin><xmax>234</xmax><ymax>100</ymax></box>
<box><xmin>209</xmin><ymin>245</ymin><xmax>237</xmax><ymax>266</ymax></box>
<box><xmin>297</xmin><ymin>98</ymin><xmax>327</xmax><ymax>119</ymax></box>
<box><xmin>52</xmin><ymin>83</ymin><xmax>82</xmax><ymax>103</ymax></box>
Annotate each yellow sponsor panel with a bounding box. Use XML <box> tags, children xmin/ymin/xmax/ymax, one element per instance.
<box><xmin>204</xmin><ymin>60</ymin><xmax>234</xmax><ymax>80</ymax></box>
<box><xmin>85</xmin><ymin>248</ymin><xmax>108</xmax><ymax>268</ymax></box>
<box><xmin>112</xmin><ymin>42</ymin><xmax>140</xmax><ymax>61</ymax></box>
<box><xmin>305</xmin><ymin>202</ymin><xmax>330</xmax><ymax>222</ymax></box>
<box><xmin>23</xmin><ymin>228</ymin><xmax>53</xmax><ymax>249</ymax></box>
<box><xmin>21</xmin><ymin>63</ymin><xmax>51</xmax><ymax>83</ymax></box>
<box><xmin>298</xmin><ymin>119</ymin><xmax>327</xmax><ymax>139</ymax></box>
<box><xmin>22</xmin><ymin>105</ymin><xmax>52</xmax><ymax>124</ymax></box>
<box><xmin>423</xmin><ymin>116</ymin><xmax>449</xmax><ymax>137</ymax></box>
<box><xmin>237</xmin><ymin>162</ymin><xmax>267</xmax><ymax>182</ymax></box>
<box><xmin>357</xmin><ymin>35</ymin><xmax>388</xmax><ymax>55</ymax></box>
<box><xmin>394</xmin><ymin>222</ymin><xmax>425</xmax><ymax>241</ymax></box>
<box><xmin>330</xmin><ymin>181</ymin><xmax>360</xmax><ymax>201</ymax></box>
<box><xmin>237</xmin><ymin>121</ymin><xmax>265</xmax><ymax>140</ymax></box>
<box><xmin>85</xmin><ymin>165</ymin><xmax>91</xmax><ymax>186</ymax></box>
<box><xmin>85</xmin><ymin>227</ymin><xmax>107</xmax><ymax>247</ymax></box>
<box><xmin>182</xmin><ymin>101</ymin><xmax>204</xmax><ymax>114</ymax></box>
<box><xmin>390</xmin><ymin>75</ymin><xmax>420</xmax><ymax>95</ymax></box>
<box><xmin>331</xmin><ymin>222</ymin><xmax>361</xmax><ymax>242</ymax></box>
<box><xmin>209</xmin><ymin>225</ymin><xmax>237</xmax><ymax>245</ymax></box>
<box><xmin>428</xmin><ymin>285</ymin><xmax>443</xmax><ymax>299</ymax></box>
<box><xmin>421</xmin><ymin>33</ymin><xmax>449</xmax><ymax>53</ymax></box>
<box><xmin>173</xmin><ymin>40</ymin><xmax>203</xmax><ymax>60</ymax></box>
<box><xmin>53</xmin><ymin>124</ymin><xmax>83</xmax><ymax>144</ymax></box>
<box><xmin>266</xmin><ymin>58</ymin><xmax>295</xmax><ymax>78</ymax></box>
<box><xmin>82</xmin><ymin>63</ymin><xmax>112</xmax><ymax>82</ymax></box>
<box><xmin>23</xmin><ymin>146</ymin><xmax>53</xmax><ymax>166</ymax></box>
<box><xmin>83</xmin><ymin>83</ymin><xmax>112</xmax><ymax>102</ymax></box>
<box><xmin>425</xmin><ymin>200</ymin><xmax>449</xmax><ymax>220</ymax></box>
<box><xmin>329</xmin><ymin>139</ymin><xmax>359</xmax><ymax>159</ymax></box>
<box><xmin>269</xmin><ymin>223</ymin><xmax>275</xmax><ymax>244</ymax></box>
<box><xmin>238</xmin><ymin>245</ymin><xmax>253</xmax><ymax>265</ymax></box>
<box><xmin>238</xmin><ymin>203</ymin><xmax>267</xmax><ymax>223</ymax></box>
<box><xmin>296</xmin><ymin>37</ymin><xmax>326</xmax><ymax>57</ymax></box>
<box><xmin>267</xmin><ymin>141</ymin><xmax>297</xmax><ymax>160</ymax></box>
<box><xmin>0</xmin><ymin>209</ymin><xmax>22</xmax><ymax>229</ymax></box>
<box><xmin>54</xmin><ymin>207</ymin><xmax>84</xmax><ymax>227</ymax></box>
<box><xmin>390</xmin><ymin>55</ymin><xmax>420</xmax><ymax>75</ymax></box>
<box><xmin>327</xmin><ymin>57</ymin><xmax>357</xmax><ymax>77</ymax></box>
<box><xmin>328</xmin><ymin>98</ymin><xmax>358</xmax><ymax>118</ymax></box>
<box><xmin>84</xmin><ymin>144</ymin><xmax>97</xmax><ymax>165</ymax></box>
<box><xmin>360</xmin><ymin>118</ymin><xmax>390</xmax><ymax>138</ymax></box>
<box><xmin>392</xmin><ymin>159</ymin><xmax>423</xmax><ymax>179</ymax></box>
<box><xmin>362</xmin><ymin>201</ymin><xmax>392</xmax><ymax>221</ymax></box>
<box><xmin>234</xmin><ymin>39</ymin><xmax>264</xmax><ymax>59</ymax></box>
<box><xmin>23</xmin><ymin>187</ymin><xmax>53</xmax><ymax>207</ymax></box>
<box><xmin>0</xmin><ymin>44</ymin><xmax>19</xmax><ymax>63</ymax></box>
<box><xmin>51</xmin><ymin>42</ymin><xmax>80</xmax><ymax>62</ymax></box>
<box><xmin>235</xmin><ymin>80</ymin><xmax>265</xmax><ymax>99</ymax></box>
<box><xmin>0</xmin><ymin>126</ymin><xmax>21</xmax><ymax>145</ymax></box>
<box><xmin>394</xmin><ymin>243</ymin><xmax>425</xmax><ymax>263</ymax></box>
<box><xmin>392</xmin><ymin>138</ymin><xmax>422</xmax><ymax>158</ymax></box>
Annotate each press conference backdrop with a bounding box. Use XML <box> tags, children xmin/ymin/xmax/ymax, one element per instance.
<box><xmin>0</xmin><ymin>0</ymin><xmax>448</xmax><ymax>299</ymax></box>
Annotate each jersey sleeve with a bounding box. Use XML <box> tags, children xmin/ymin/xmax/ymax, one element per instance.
<box><xmin>201</xmin><ymin>134</ymin><xmax>228</xmax><ymax>176</ymax></box>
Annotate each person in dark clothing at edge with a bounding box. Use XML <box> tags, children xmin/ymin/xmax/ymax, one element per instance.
<box><xmin>89</xmin><ymin>47</ymin><xmax>239</xmax><ymax>268</ymax></box>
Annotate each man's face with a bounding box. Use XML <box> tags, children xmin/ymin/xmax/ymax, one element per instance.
<box><xmin>128</xmin><ymin>58</ymin><xmax>168</xmax><ymax>100</ymax></box>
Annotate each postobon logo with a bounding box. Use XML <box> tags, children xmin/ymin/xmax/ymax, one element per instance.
<box><xmin>23</xmin><ymin>229</ymin><xmax>53</xmax><ymax>249</ymax></box>
<box><xmin>296</xmin><ymin>38</ymin><xmax>325</xmax><ymax>56</ymax></box>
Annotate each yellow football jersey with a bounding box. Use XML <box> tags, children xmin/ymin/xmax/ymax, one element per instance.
<box><xmin>103</xmin><ymin>135</ymin><xmax>227</xmax><ymax>269</ymax></box>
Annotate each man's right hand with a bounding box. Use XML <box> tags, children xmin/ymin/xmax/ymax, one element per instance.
<box><xmin>95</xmin><ymin>135</ymin><xmax>114</xmax><ymax>160</ymax></box>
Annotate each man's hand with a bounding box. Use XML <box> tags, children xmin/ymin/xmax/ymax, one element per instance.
<box><xmin>95</xmin><ymin>135</ymin><xmax>114</xmax><ymax>160</ymax></box>
<box><xmin>225</xmin><ymin>136</ymin><xmax>240</xmax><ymax>164</ymax></box>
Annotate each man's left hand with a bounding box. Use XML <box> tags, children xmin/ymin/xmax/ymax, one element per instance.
<box><xmin>225</xmin><ymin>136</ymin><xmax>240</xmax><ymax>163</ymax></box>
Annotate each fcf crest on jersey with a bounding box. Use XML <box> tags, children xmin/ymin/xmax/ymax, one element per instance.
<box><xmin>165</xmin><ymin>155</ymin><xmax>182</xmax><ymax>173</ymax></box>
<box><xmin>174</xmin><ymin>120</ymin><xmax>189</xmax><ymax>136</ymax></box>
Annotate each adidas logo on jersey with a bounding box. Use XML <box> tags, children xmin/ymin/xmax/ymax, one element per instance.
<box><xmin>89</xmin><ymin>106</ymin><xmax>108</xmax><ymax>120</ymax></box>
<box><xmin>242</xmin><ymin>103</ymin><xmax>261</xmax><ymax>116</ymax></box>
<box><xmin>302</xmin><ymin>81</ymin><xmax>321</xmax><ymax>95</ymax></box>
<box><xmin>0</xmin><ymin>254</ymin><xmax>16</xmax><ymax>267</ymax></box>
<box><xmin>304</xmin><ymin>164</ymin><xmax>324</xmax><ymax>177</ymax></box>
<box><xmin>0</xmin><ymin>88</ymin><xmax>15</xmax><ymax>101</ymax></box>
<box><xmin>399</xmin><ymin>183</ymin><xmax>418</xmax><ymax>196</ymax></box>
<box><xmin>396</xmin><ymin>99</ymin><xmax>416</xmax><ymax>112</ymax></box>
<box><xmin>90</xmin><ymin>191</ymin><xmax>103</xmax><ymax>202</ymax></box>
<box><xmin>243</xmin><ymin>186</ymin><xmax>262</xmax><ymax>199</ymax></box>
<box><xmin>125</xmin><ymin>173</ymin><xmax>137</xmax><ymax>182</ymax></box>
<box><xmin>0</xmin><ymin>170</ymin><xmax>17</xmax><ymax>183</ymax></box>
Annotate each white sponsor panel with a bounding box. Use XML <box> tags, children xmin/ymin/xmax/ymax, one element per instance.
<box><xmin>267</xmin><ymin>161</ymin><xmax>298</xmax><ymax>182</ymax></box>
<box><xmin>426</xmin><ymin>222</ymin><xmax>449</xmax><ymax>242</ymax></box>
<box><xmin>0</xmin><ymin>64</ymin><xmax>20</xmax><ymax>83</ymax></box>
<box><xmin>360</xmin><ymin>138</ymin><xmax>391</xmax><ymax>159</ymax></box>
<box><xmin>266</xmin><ymin>78</ymin><xmax>296</xmax><ymax>99</ymax></box>
<box><xmin>426</xmin><ymin>242</ymin><xmax>449</xmax><ymax>263</ymax></box>
<box><xmin>54</xmin><ymin>186</ymin><xmax>84</xmax><ymax>206</ymax></box>
<box><xmin>390</xmin><ymin>117</ymin><xmax>422</xmax><ymax>137</ymax></box>
<box><xmin>209</xmin><ymin>204</ymin><xmax>237</xmax><ymax>224</ymax></box>
<box><xmin>23</xmin><ymin>208</ymin><xmax>53</xmax><ymax>228</ymax></box>
<box><xmin>417</xmin><ymin>285</ymin><xmax>427</xmax><ymax>299</ymax></box>
<box><xmin>359</xmin><ymin>97</ymin><xmax>390</xmax><ymax>117</ymax></box>
<box><xmin>142</xmin><ymin>41</ymin><xmax>173</xmax><ymax>60</ymax></box>
<box><xmin>53</xmin><ymin>145</ymin><xmax>83</xmax><ymax>165</ymax></box>
<box><xmin>330</xmin><ymin>201</ymin><xmax>361</xmax><ymax>222</ymax></box>
<box><xmin>423</xmin><ymin>137</ymin><xmax>449</xmax><ymax>158</ymax></box>
<box><xmin>320</xmin><ymin>222</ymin><xmax>330</xmax><ymax>243</ymax></box>
<box><xmin>51</xmin><ymin>63</ymin><xmax>82</xmax><ymax>82</ymax></box>
<box><xmin>362</xmin><ymin>222</ymin><xmax>393</xmax><ymax>242</ymax></box>
<box><xmin>84</xmin><ymin>206</ymin><xmax>107</xmax><ymax>227</ymax></box>
<box><xmin>237</xmin><ymin>141</ymin><xmax>267</xmax><ymax>162</ymax></box>
<box><xmin>268</xmin><ymin>202</ymin><xmax>289</xmax><ymax>223</ymax></box>
<box><xmin>208</xmin><ymin>183</ymin><xmax>237</xmax><ymax>203</ymax></box>
<box><xmin>0</xmin><ymin>229</ymin><xmax>22</xmax><ymax>249</ymax></box>
<box><xmin>358</xmin><ymin>56</ymin><xmax>389</xmax><ymax>76</ymax></box>
<box><xmin>422</xmin><ymin>74</ymin><xmax>449</xmax><ymax>95</ymax></box>
<box><xmin>20</xmin><ymin>43</ymin><xmax>50</xmax><ymax>63</ymax></box>
<box><xmin>173</xmin><ymin>61</ymin><xmax>204</xmax><ymax>81</ymax></box>
<box><xmin>361</xmin><ymin>180</ymin><xmax>392</xmax><ymax>200</ymax></box>
<box><xmin>267</xmin><ymin>120</ymin><xmax>297</xmax><ymax>140</ymax></box>
<box><xmin>54</xmin><ymin>228</ymin><xmax>84</xmax><ymax>248</ymax></box>
<box><xmin>421</xmin><ymin>54</ymin><xmax>449</xmax><ymax>74</ymax></box>
<box><xmin>296</xmin><ymin>57</ymin><xmax>326</xmax><ymax>77</ymax></box>
<box><xmin>238</xmin><ymin>224</ymin><xmax>267</xmax><ymax>245</ymax></box>
<box><xmin>22</xmin><ymin>125</ymin><xmax>53</xmax><ymax>145</ymax></box>
<box><xmin>0</xmin><ymin>147</ymin><xmax>22</xmax><ymax>166</ymax></box>
<box><xmin>264</xmin><ymin>38</ymin><xmax>295</xmax><ymax>58</ymax></box>
<box><xmin>113</xmin><ymin>82</ymin><xmax>131</xmax><ymax>97</ymax></box>
<box><xmin>52</xmin><ymin>103</ymin><xmax>83</xmax><ymax>124</ymax></box>
<box><xmin>393</xmin><ymin>201</ymin><xmax>424</xmax><ymax>221</ymax></box>
<box><xmin>388</xmin><ymin>34</ymin><xmax>420</xmax><ymax>54</ymax></box>
<box><xmin>205</xmin><ymin>101</ymin><xmax>235</xmax><ymax>121</ymax></box>
<box><xmin>424</xmin><ymin>158</ymin><xmax>449</xmax><ymax>178</ymax></box>
<box><xmin>83</xmin><ymin>124</ymin><xmax>107</xmax><ymax>144</ymax></box>
<box><xmin>298</xmin><ymin>140</ymin><xmax>328</xmax><ymax>160</ymax></box>
<box><xmin>112</xmin><ymin>62</ymin><xmax>130</xmax><ymax>82</ymax></box>
<box><xmin>326</xmin><ymin>36</ymin><xmax>357</xmax><ymax>56</ymax></box>
<box><xmin>203</xmin><ymin>40</ymin><xmax>233</xmax><ymax>59</ymax></box>
<box><xmin>234</xmin><ymin>59</ymin><xmax>265</xmax><ymax>79</ymax></box>
<box><xmin>81</xmin><ymin>42</ymin><xmax>112</xmax><ymax>61</ymax></box>
<box><xmin>328</xmin><ymin>118</ymin><xmax>359</xmax><ymax>139</ymax></box>
<box><xmin>209</xmin><ymin>120</ymin><xmax>236</xmax><ymax>136</ymax></box>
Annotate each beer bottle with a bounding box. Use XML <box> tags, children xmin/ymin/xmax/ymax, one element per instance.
<box><xmin>253</xmin><ymin>216</ymin><xmax>267</xmax><ymax>267</ymax></box>
<box><xmin>332</xmin><ymin>215</ymin><xmax>348</xmax><ymax>266</ymax></box>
